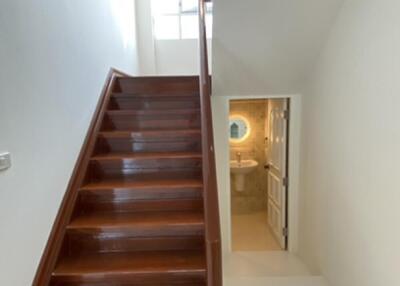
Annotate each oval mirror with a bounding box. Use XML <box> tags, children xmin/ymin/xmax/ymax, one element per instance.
<box><xmin>229</xmin><ymin>115</ymin><xmax>250</xmax><ymax>143</ymax></box>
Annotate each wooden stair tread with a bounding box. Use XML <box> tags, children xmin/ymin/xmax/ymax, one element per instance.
<box><xmin>53</xmin><ymin>250</ymin><xmax>206</xmax><ymax>276</ymax></box>
<box><xmin>35</xmin><ymin>73</ymin><xmax>219</xmax><ymax>286</ymax></box>
<box><xmin>106</xmin><ymin>108</ymin><xmax>200</xmax><ymax>116</ymax></box>
<box><xmin>81</xmin><ymin>178</ymin><xmax>203</xmax><ymax>191</ymax></box>
<box><xmin>67</xmin><ymin>210</ymin><xmax>204</xmax><ymax>230</ymax></box>
<box><xmin>91</xmin><ymin>151</ymin><xmax>202</xmax><ymax>161</ymax></box>
<box><xmin>118</xmin><ymin>75</ymin><xmax>199</xmax><ymax>80</ymax></box>
<box><xmin>98</xmin><ymin>129</ymin><xmax>201</xmax><ymax>139</ymax></box>
<box><xmin>111</xmin><ymin>92</ymin><xmax>199</xmax><ymax>99</ymax></box>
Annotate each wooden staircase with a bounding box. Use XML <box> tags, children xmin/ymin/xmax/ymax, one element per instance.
<box><xmin>34</xmin><ymin>2</ymin><xmax>220</xmax><ymax>285</ymax></box>
<box><xmin>33</xmin><ymin>75</ymin><xmax>213</xmax><ymax>286</ymax></box>
<box><xmin>58</xmin><ymin>76</ymin><xmax>206</xmax><ymax>285</ymax></box>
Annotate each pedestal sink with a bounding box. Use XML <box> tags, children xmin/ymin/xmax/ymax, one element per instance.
<box><xmin>230</xmin><ymin>159</ymin><xmax>258</xmax><ymax>192</ymax></box>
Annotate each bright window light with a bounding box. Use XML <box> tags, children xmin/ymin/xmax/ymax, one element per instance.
<box><xmin>181</xmin><ymin>0</ymin><xmax>197</xmax><ymax>13</ymax></box>
<box><xmin>154</xmin><ymin>15</ymin><xmax>180</xmax><ymax>40</ymax></box>
<box><xmin>152</xmin><ymin>0</ymin><xmax>213</xmax><ymax>40</ymax></box>
<box><xmin>181</xmin><ymin>15</ymin><xmax>198</xmax><ymax>39</ymax></box>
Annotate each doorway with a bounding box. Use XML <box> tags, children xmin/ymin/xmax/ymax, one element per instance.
<box><xmin>229</xmin><ymin>98</ymin><xmax>290</xmax><ymax>251</ymax></box>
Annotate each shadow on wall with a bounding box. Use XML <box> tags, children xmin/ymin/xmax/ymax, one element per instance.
<box><xmin>212</xmin><ymin>40</ymin><xmax>270</xmax><ymax>96</ymax></box>
<box><xmin>110</xmin><ymin>0</ymin><xmax>137</xmax><ymax>49</ymax></box>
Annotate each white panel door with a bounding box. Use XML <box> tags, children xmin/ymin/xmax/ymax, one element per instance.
<box><xmin>267</xmin><ymin>100</ymin><xmax>288</xmax><ymax>249</ymax></box>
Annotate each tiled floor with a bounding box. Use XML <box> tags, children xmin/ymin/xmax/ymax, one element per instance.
<box><xmin>223</xmin><ymin>252</ymin><xmax>328</xmax><ymax>286</ymax></box>
<box><xmin>223</xmin><ymin>251</ymin><xmax>311</xmax><ymax>277</ymax></box>
<box><xmin>224</xmin><ymin>276</ymin><xmax>329</xmax><ymax>286</ymax></box>
<box><xmin>227</xmin><ymin>212</ymin><xmax>327</xmax><ymax>286</ymax></box>
<box><xmin>232</xmin><ymin>211</ymin><xmax>282</xmax><ymax>251</ymax></box>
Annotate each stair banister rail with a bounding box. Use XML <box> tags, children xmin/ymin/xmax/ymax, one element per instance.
<box><xmin>198</xmin><ymin>1</ymin><xmax>222</xmax><ymax>285</ymax></box>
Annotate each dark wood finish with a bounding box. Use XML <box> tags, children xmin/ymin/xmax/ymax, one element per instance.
<box><xmin>34</xmin><ymin>66</ymin><xmax>221</xmax><ymax>285</ymax></box>
<box><xmin>51</xmin><ymin>251</ymin><xmax>206</xmax><ymax>285</ymax></box>
<box><xmin>108</xmin><ymin>94</ymin><xmax>200</xmax><ymax>110</ymax></box>
<box><xmin>101</xmin><ymin>110</ymin><xmax>201</xmax><ymax>131</ymax></box>
<box><xmin>67</xmin><ymin>210</ymin><xmax>205</xmax><ymax>237</ymax></box>
<box><xmin>117</xmin><ymin>76</ymin><xmax>200</xmax><ymax>94</ymax></box>
<box><xmin>79</xmin><ymin>197</ymin><xmax>203</xmax><ymax>213</ymax></box>
<box><xmin>98</xmin><ymin>128</ymin><xmax>201</xmax><ymax>139</ymax></box>
<box><xmin>33</xmin><ymin>2</ymin><xmax>221</xmax><ymax>283</ymax></box>
<box><xmin>198</xmin><ymin>0</ymin><xmax>223</xmax><ymax>285</ymax></box>
<box><xmin>67</xmin><ymin>234</ymin><xmax>205</xmax><ymax>254</ymax></box>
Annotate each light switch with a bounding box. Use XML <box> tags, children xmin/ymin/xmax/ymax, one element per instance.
<box><xmin>0</xmin><ymin>152</ymin><xmax>11</xmax><ymax>171</ymax></box>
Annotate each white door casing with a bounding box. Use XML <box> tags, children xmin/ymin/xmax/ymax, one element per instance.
<box><xmin>267</xmin><ymin>100</ymin><xmax>288</xmax><ymax>249</ymax></box>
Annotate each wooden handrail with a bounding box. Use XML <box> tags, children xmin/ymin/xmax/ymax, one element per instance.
<box><xmin>198</xmin><ymin>1</ymin><xmax>222</xmax><ymax>285</ymax></box>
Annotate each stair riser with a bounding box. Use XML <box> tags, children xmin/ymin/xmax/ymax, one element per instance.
<box><xmin>90</xmin><ymin>157</ymin><xmax>202</xmax><ymax>170</ymax></box>
<box><xmin>99</xmin><ymin>130</ymin><xmax>201</xmax><ymax>140</ymax></box>
<box><xmin>67</xmin><ymin>225</ymin><xmax>205</xmax><ymax>238</ymax></box>
<box><xmin>39</xmin><ymin>76</ymin><xmax>212</xmax><ymax>286</ymax></box>
<box><xmin>117</xmin><ymin>77</ymin><xmax>199</xmax><ymax>94</ymax></box>
<box><xmin>66</xmin><ymin>234</ymin><xmax>204</xmax><ymax>254</ymax></box>
<box><xmin>86</xmin><ymin>165</ymin><xmax>202</xmax><ymax>181</ymax></box>
<box><xmin>52</xmin><ymin>283</ymin><xmax>205</xmax><ymax>286</ymax></box>
<box><xmin>108</xmin><ymin>97</ymin><xmax>200</xmax><ymax>110</ymax></box>
<box><xmin>78</xmin><ymin>198</ymin><xmax>204</xmax><ymax>213</ymax></box>
<box><xmin>101</xmin><ymin>114</ymin><xmax>201</xmax><ymax>131</ymax></box>
<box><xmin>95</xmin><ymin>138</ymin><xmax>201</xmax><ymax>154</ymax></box>
<box><xmin>51</xmin><ymin>272</ymin><xmax>206</xmax><ymax>286</ymax></box>
<box><xmin>79</xmin><ymin>187</ymin><xmax>203</xmax><ymax>201</ymax></box>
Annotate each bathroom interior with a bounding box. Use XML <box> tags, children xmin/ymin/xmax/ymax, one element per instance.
<box><xmin>229</xmin><ymin>98</ymin><xmax>289</xmax><ymax>252</ymax></box>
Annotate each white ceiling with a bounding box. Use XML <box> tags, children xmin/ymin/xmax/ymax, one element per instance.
<box><xmin>212</xmin><ymin>0</ymin><xmax>344</xmax><ymax>95</ymax></box>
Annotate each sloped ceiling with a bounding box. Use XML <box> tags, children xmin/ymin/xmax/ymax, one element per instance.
<box><xmin>212</xmin><ymin>0</ymin><xmax>344</xmax><ymax>95</ymax></box>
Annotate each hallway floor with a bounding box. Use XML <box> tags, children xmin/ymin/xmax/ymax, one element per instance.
<box><xmin>223</xmin><ymin>252</ymin><xmax>328</xmax><ymax>286</ymax></box>
<box><xmin>228</xmin><ymin>211</ymin><xmax>328</xmax><ymax>286</ymax></box>
<box><xmin>228</xmin><ymin>212</ymin><xmax>328</xmax><ymax>285</ymax></box>
<box><xmin>232</xmin><ymin>211</ymin><xmax>281</xmax><ymax>251</ymax></box>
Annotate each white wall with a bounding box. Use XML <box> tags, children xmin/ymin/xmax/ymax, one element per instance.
<box><xmin>155</xmin><ymin>39</ymin><xmax>212</xmax><ymax>75</ymax></box>
<box><xmin>136</xmin><ymin>0</ymin><xmax>157</xmax><ymax>74</ymax></box>
<box><xmin>135</xmin><ymin>0</ymin><xmax>210</xmax><ymax>75</ymax></box>
<box><xmin>299</xmin><ymin>0</ymin><xmax>400</xmax><ymax>285</ymax></box>
<box><xmin>211</xmin><ymin>96</ymin><xmax>231</xmax><ymax>253</ymax></box>
<box><xmin>212</xmin><ymin>0</ymin><xmax>343</xmax><ymax>95</ymax></box>
<box><xmin>0</xmin><ymin>1</ymin><xmax>138</xmax><ymax>285</ymax></box>
<box><xmin>211</xmin><ymin>0</ymin><xmax>343</xmax><ymax>256</ymax></box>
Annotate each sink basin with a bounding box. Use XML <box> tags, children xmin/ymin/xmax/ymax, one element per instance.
<box><xmin>230</xmin><ymin>160</ymin><xmax>258</xmax><ymax>192</ymax></box>
<box><xmin>230</xmin><ymin>160</ymin><xmax>259</xmax><ymax>174</ymax></box>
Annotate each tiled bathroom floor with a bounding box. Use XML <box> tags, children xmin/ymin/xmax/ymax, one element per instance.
<box><xmin>232</xmin><ymin>211</ymin><xmax>282</xmax><ymax>251</ymax></box>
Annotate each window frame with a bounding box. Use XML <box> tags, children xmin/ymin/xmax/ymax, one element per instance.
<box><xmin>152</xmin><ymin>0</ymin><xmax>213</xmax><ymax>40</ymax></box>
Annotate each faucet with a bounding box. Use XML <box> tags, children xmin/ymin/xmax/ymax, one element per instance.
<box><xmin>236</xmin><ymin>152</ymin><xmax>242</xmax><ymax>164</ymax></box>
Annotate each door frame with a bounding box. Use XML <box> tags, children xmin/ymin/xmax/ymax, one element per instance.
<box><xmin>211</xmin><ymin>94</ymin><xmax>302</xmax><ymax>254</ymax></box>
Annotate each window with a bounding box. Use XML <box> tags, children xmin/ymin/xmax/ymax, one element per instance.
<box><xmin>152</xmin><ymin>0</ymin><xmax>213</xmax><ymax>40</ymax></box>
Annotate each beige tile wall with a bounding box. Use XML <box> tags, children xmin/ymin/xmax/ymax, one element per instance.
<box><xmin>230</xmin><ymin>99</ymin><xmax>268</xmax><ymax>214</ymax></box>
